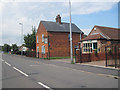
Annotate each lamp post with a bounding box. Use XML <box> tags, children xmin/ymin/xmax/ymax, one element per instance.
<box><xmin>19</xmin><ymin>23</ymin><xmax>23</xmax><ymax>55</ymax></box>
<box><xmin>69</xmin><ymin>0</ymin><xmax>73</xmax><ymax>63</ymax></box>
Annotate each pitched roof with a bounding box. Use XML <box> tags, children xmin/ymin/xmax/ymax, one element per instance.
<box><xmin>93</xmin><ymin>25</ymin><xmax>120</xmax><ymax>40</ymax></box>
<box><xmin>82</xmin><ymin>34</ymin><xmax>105</xmax><ymax>41</ymax></box>
<box><xmin>83</xmin><ymin>25</ymin><xmax>120</xmax><ymax>41</ymax></box>
<box><xmin>41</xmin><ymin>21</ymin><xmax>83</xmax><ymax>33</ymax></box>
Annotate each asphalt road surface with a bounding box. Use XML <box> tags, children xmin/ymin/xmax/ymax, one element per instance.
<box><xmin>1</xmin><ymin>53</ymin><xmax>119</xmax><ymax>89</ymax></box>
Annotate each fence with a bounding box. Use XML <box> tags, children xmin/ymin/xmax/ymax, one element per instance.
<box><xmin>75</xmin><ymin>44</ymin><xmax>120</xmax><ymax>68</ymax></box>
<box><xmin>105</xmin><ymin>44</ymin><xmax>120</xmax><ymax>68</ymax></box>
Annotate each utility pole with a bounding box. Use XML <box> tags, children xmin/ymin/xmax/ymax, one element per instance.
<box><xmin>69</xmin><ymin>0</ymin><xmax>73</xmax><ymax>63</ymax></box>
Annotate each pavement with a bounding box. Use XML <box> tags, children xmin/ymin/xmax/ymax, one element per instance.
<box><xmin>51</xmin><ymin>58</ymin><xmax>119</xmax><ymax>70</ymax></box>
<box><xmin>1</xmin><ymin>53</ymin><xmax>119</xmax><ymax>88</ymax></box>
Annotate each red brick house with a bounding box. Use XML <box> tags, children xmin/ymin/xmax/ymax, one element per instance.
<box><xmin>36</xmin><ymin>15</ymin><xmax>84</xmax><ymax>58</ymax></box>
<box><xmin>80</xmin><ymin>25</ymin><xmax>120</xmax><ymax>53</ymax></box>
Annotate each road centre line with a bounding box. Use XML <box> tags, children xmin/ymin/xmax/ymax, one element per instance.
<box><xmin>1</xmin><ymin>59</ymin><xmax>4</xmax><ymax>62</ymax></box>
<box><xmin>4</xmin><ymin>61</ymin><xmax>11</xmax><ymax>66</ymax></box>
<box><xmin>38</xmin><ymin>82</ymin><xmax>51</xmax><ymax>89</ymax></box>
<box><xmin>13</xmin><ymin>67</ymin><xmax>29</xmax><ymax>77</ymax></box>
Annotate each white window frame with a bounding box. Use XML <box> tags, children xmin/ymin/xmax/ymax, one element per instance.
<box><xmin>42</xmin><ymin>34</ymin><xmax>44</xmax><ymax>42</ymax></box>
<box><xmin>83</xmin><ymin>43</ymin><xmax>92</xmax><ymax>53</ymax></box>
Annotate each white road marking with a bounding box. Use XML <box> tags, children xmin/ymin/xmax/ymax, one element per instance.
<box><xmin>13</xmin><ymin>67</ymin><xmax>29</xmax><ymax>77</ymax></box>
<box><xmin>4</xmin><ymin>61</ymin><xmax>11</xmax><ymax>66</ymax></box>
<box><xmin>1</xmin><ymin>59</ymin><xmax>4</xmax><ymax>62</ymax></box>
<box><xmin>38</xmin><ymin>82</ymin><xmax>51</xmax><ymax>89</ymax></box>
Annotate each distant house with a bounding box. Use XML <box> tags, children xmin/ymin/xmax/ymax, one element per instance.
<box><xmin>19</xmin><ymin>46</ymin><xmax>29</xmax><ymax>52</ymax></box>
<box><xmin>36</xmin><ymin>14</ymin><xmax>84</xmax><ymax>58</ymax></box>
<box><xmin>80</xmin><ymin>25</ymin><xmax>120</xmax><ymax>53</ymax></box>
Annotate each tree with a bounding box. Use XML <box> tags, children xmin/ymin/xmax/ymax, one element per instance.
<box><xmin>2</xmin><ymin>44</ymin><xmax>11</xmax><ymax>52</ymax></box>
<box><xmin>11</xmin><ymin>44</ymin><xmax>18</xmax><ymax>53</ymax></box>
<box><xmin>24</xmin><ymin>26</ymin><xmax>36</xmax><ymax>50</ymax></box>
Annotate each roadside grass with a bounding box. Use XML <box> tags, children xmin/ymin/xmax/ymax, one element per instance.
<box><xmin>71</xmin><ymin>61</ymin><xmax>75</xmax><ymax>64</ymax></box>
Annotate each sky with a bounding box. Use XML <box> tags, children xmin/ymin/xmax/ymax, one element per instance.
<box><xmin>0</xmin><ymin>0</ymin><xmax>119</xmax><ymax>46</ymax></box>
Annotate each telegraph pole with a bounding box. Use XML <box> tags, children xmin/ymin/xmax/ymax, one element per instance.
<box><xmin>69</xmin><ymin>0</ymin><xmax>73</xmax><ymax>63</ymax></box>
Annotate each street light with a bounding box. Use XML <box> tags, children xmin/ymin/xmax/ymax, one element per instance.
<box><xmin>19</xmin><ymin>23</ymin><xmax>23</xmax><ymax>55</ymax></box>
<box><xmin>69</xmin><ymin>0</ymin><xmax>73</xmax><ymax>63</ymax></box>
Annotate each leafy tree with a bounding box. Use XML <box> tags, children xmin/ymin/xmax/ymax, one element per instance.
<box><xmin>2</xmin><ymin>44</ymin><xmax>11</xmax><ymax>52</ymax></box>
<box><xmin>24</xmin><ymin>26</ymin><xmax>36</xmax><ymax>50</ymax></box>
<box><xmin>11</xmin><ymin>44</ymin><xmax>18</xmax><ymax>53</ymax></box>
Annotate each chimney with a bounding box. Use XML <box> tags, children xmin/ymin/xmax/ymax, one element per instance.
<box><xmin>55</xmin><ymin>14</ymin><xmax>61</xmax><ymax>24</ymax></box>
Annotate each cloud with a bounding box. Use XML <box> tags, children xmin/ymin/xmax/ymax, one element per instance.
<box><xmin>64</xmin><ymin>2</ymin><xmax>117</xmax><ymax>15</ymax></box>
<box><xmin>1</xmin><ymin>2</ymin><xmax>117</xmax><ymax>45</ymax></box>
<box><xmin>0</xmin><ymin>2</ymin><xmax>4</xmax><ymax>13</ymax></box>
<box><xmin>1</xmin><ymin>0</ymin><xmax>120</xmax><ymax>2</ymax></box>
<box><xmin>82</xmin><ymin>29</ymin><xmax>91</xmax><ymax>35</ymax></box>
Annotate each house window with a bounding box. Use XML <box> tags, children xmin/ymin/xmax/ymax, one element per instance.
<box><xmin>44</xmin><ymin>38</ymin><xmax>48</xmax><ymax>44</ymax></box>
<box><xmin>42</xmin><ymin>46</ymin><xmax>45</xmax><ymax>54</ymax></box>
<box><xmin>37</xmin><ymin>36</ymin><xmax>38</xmax><ymax>43</ymax></box>
<box><xmin>42</xmin><ymin>34</ymin><xmax>44</xmax><ymax>42</ymax></box>
<box><xmin>83</xmin><ymin>43</ymin><xmax>92</xmax><ymax>53</ymax></box>
<box><xmin>68</xmin><ymin>34</ymin><xmax>70</xmax><ymax>41</ymax></box>
<box><xmin>93</xmin><ymin>42</ymin><xmax>97</xmax><ymax>50</ymax></box>
<box><xmin>37</xmin><ymin>46</ymin><xmax>39</xmax><ymax>52</ymax></box>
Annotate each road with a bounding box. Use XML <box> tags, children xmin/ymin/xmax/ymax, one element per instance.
<box><xmin>1</xmin><ymin>53</ymin><xmax>119</xmax><ymax>89</ymax></box>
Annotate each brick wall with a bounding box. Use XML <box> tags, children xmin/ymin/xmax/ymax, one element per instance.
<box><xmin>48</xmin><ymin>32</ymin><xmax>81</xmax><ymax>57</ymax></box>
<box><xmin>76</xmin><ymin>50</ymin><xmax>106</xmax><ymax>63</ymax></box>
<box><xmin>76</xmin><ymin>47</ymin><xmax>120</xmax><ymax>63</ymax></box>
<box><xmin>36</xmin><ymin>22</ymin><xmax>48</xmax><ymax>58</ymax></box>
<box><xmin>36</xmin><ymin>22</ymin><xmax>84</xmax><ymax>58</ymax></box>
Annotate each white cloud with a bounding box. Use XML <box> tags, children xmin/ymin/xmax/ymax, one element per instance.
<box><xmin>82</xmin><ymin>29</ymin><xmax>91</xmax><ymax>35</ymax></box>
<box><xmin>1</xmin><ymin>1</ymin><xmax>117</xmax><ymax>45</ymax></box>
<box><xmin>1</xmin><ymin>0</ymin><xmax>120</xmax><ymax>2</ymax></box>
<box><xmin>0</xmin><ymin>2</ymin><xmax>4</xmax><ymax>13</ymax></box>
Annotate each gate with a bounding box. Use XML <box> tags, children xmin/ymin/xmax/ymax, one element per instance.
<box><xmin>105</xmin><ymin>44</ymin><xmax>120</xmax><ymax>68</ymax></box>
<box><xmin>76</xmin><ymin>47</ymin><xmax>91</xmax><ymax>63</ymax></box>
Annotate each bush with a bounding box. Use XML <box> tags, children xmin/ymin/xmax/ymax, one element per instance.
<box><xmin>16</xmin><ymin>51</ymin><xmax>21</xmax><ymax>55</ymax></box>
<box><xmin>2</xmin><ymin>44</ymin><xmax>11</xmax><ymax>52</ymax></box>
<box><xmin>25</xmin><ymin>51</ymin><xmax>36</xmax><ymax>57</ymax></box>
